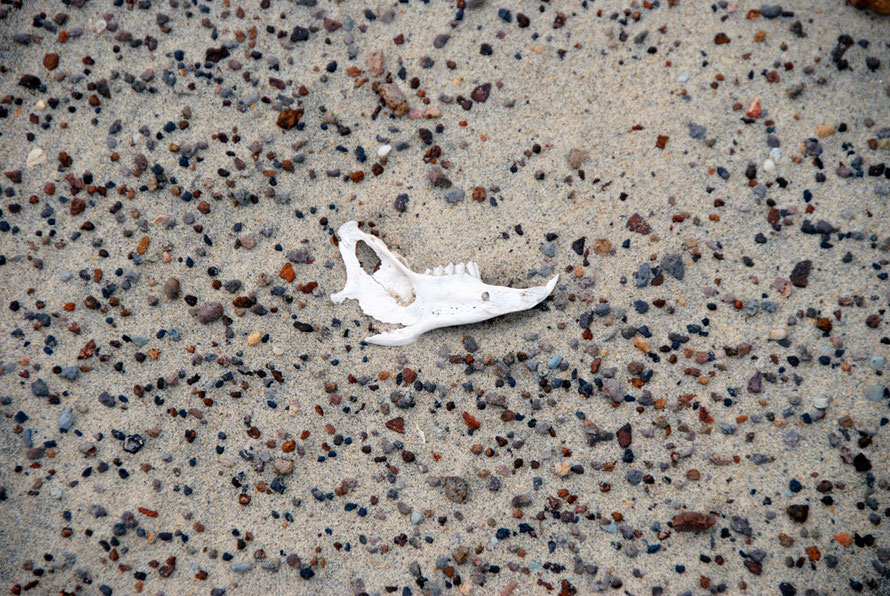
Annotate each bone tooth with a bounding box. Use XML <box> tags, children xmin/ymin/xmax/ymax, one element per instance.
<box><xmin>433</xmin><ymin>265</ymin><xmax>444</xmax><ymax>276</ymax></box>
<box><xmin>445</xmin><ymin>262</ymin><xmax>454</xmax><ymax>275</ymax></box>
<box><xmin>455</xmin><ymin>262</ymin><xmax>465</xmax><ymax>274</ymax></box>
<box><xmin>466</xmin><ymin>261</ymin><xmax>480</xmax><ymax>278</ymax></box>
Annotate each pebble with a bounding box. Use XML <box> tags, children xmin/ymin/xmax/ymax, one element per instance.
<box><xmin>567</xmin><ymin>148</ymin><xmax>588</xmax><ymax>169</ymax></box>
<box><xmin>163</xmin><ymin>277</ymin><xmax>181</xmax><ymax>299</ymax></box>
<box><xmin>26</xmin><ymin>147</ymin><xmax>46</xmax><ymax>168</ymax></box>
<box><xmin>444</xmin><ymin>188</ymin><xmax>465</xmax><ymax>203</ymax></box>
<box><xmin>442</xmin><ymin>476</ymin><xmax>469</xmax><ymax>503</ymax></box>
<box><xmin>58</xmin><ymin>406</ymin><xmax>74</xmax><ymax>431</ymax></box>
<box><xmin>864</xmin><ymin>384</ymin><xmax>888</xmax><ymax>402</ymax></box>
<box><xmin>197</xmin><ymin>302</ymin><xmax>224</xmax><ymax>323</ymax></box>
<box><xmin>272</xmin><ymin>458</ymin><xmax>294</xmax><ymax>475</ymax></box>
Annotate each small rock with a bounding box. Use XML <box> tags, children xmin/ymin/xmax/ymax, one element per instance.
<box><xmin>163</xmin><ymin>278</ymin><xmax>181</xmax><ymax>300</ymax></box>
<box><xmin>197</xmin><ymin>302</ymin><xmax>224</xmax><ymax>324</ymax></box>
<box><xmin>365</xmin><ymin>50</ymin><xmax>384</xmax><ymax>77</ymax></box>
<box><xmin>31</xmin><ymin>379</ymin><xmax>49</xmax><ymax>397</ymax></box>
<box><xmin>58</xmin><ymin>406</ymin><xmax>74</xmax><ymax>431</ymax></box>
<box><xmin>444</xmin><ymin>188</ymin><xmax>465</xmax><ymax>204</ymax></box>
<box><xmin>567</xmin><ymin>148</ymin><xmax>588</xmax><ymax>169</ymax></box>
<box><xmin>470</xmin><ymin>83</ymin><xmax>491</xmax><ymax>103</ymax></box>
<box><xmin>276</xmin><ymin>108</ymin><xmax>304</xmax><ymax>131</ymax></box>
<box><xmin>272</xmin><ymin>458</ymin><xmax>294</xmax><ymax>475</ymax></box>
<box><xmin>671</xmin><ymin>512</ymin><xmax>716</xmax><ymax>531</ymax></box>
<box><xmin>380</xmin><ymin>84</ymin><xmax>409</xmax><ymax>117</ymax></box>
<box><xmin>815</xmin><ymin>124</ymin><xmax>836</xmax><ymax>138</ymax></box>
<box><xmin>864</xmin><ymin>384</ymin><xmax>888</xmax><ymax>402</ymax></box>
<box><xmin>616</xmin><ymin>423</ymin><xmax>632</xmax><ymax>448</ymax></box>
<box><xmin>786</xmin><ymin>504</ymin><xmax>809</xmax><ymax>523</ymax></box>
<box><xmin>442</xmin><ymin>476</ymin><xmax>469</xmax><ymax>503</ymax></box>
<box><xmin>626</xmin><ymin>213</ymin><xmax>651</xmax><ymax>235</ymax></box>
<box><xmin>789</xmin><ymin>260</ymin><xmax>812</xmax><ymax>288</ymax></box>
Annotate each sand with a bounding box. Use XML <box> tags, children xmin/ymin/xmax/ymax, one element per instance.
<box><xmin>1</xmin><ymin>0</ymin><xmax>889</xmax><ymax>594</ymax></box>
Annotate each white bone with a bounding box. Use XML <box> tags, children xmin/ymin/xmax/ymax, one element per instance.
<box><xmin>331</xmin><ymin>221</ymin><xmax>558</xmax><ymax>346</ymax></box>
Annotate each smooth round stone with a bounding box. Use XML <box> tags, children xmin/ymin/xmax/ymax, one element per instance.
<box><xmin>763</xmin><ymin>158</ymin><xmax>776</xmax><ymax>172</ymax></box>
<box><xmin>812</xmin><ymin>395</ymin><xmax>829</xmax><ymax>410</ymax></box>
<box><xmin>869</xmin><ymin>355</ymin><xmax>885</xmax><ymax>371</ymax></box>
<box><xmin>410</xmin><ymin>510</ymin><xmax>424</xmax><ymax>525</ymax></box>
<box><xmin>864</xmin><ymin>384</ymin><xmax>888</xmax><ymax>402</ymax></box>
<box><xmin>769</xmin><ymin>327</ymin><xmax>787</xmax><ymax>340</ymax></box>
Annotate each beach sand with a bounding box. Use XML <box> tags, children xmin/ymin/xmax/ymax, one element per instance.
<box><xmin>1</xmin><ymin>0</ymin><xmax>889</xmax><ymax>594</ymax></box>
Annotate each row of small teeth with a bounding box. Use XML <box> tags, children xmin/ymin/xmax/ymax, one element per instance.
<box><xmin>423</xmin><ymin>261</ymin><xmax>480</xmax><ymax>278</ymax></box>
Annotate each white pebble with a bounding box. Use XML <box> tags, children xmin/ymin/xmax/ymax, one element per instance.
<box><xmin>763</xmin><ymin>158</ymin><xmax>775</xmax><ymax>172</ymax></box>
<box><xmin>26</xmin><ymin>147</ymin><xmax>46</xmax><ymax>168</ymax></box>
<box><xmin>812</xmin><ymin>395</ymin><xmax>829</xmax><ymax>410</ymax></box>
<box><xmin>678</xmin><ymin>70</ymin><xmax>690</xmax><ymax>83</ymax></box>
<box><xmin>769</xmin><ymin>327</ymin><xmax>787</xmax><ymax>340</ymax></box>
<box><xmin>377</xmin><ymin>144</ymin><xmax>392</xmax><ymax>158</ymax></box>
<box><xmin>769</xmin><ymin>147</ymin><xmax>782</xmax><ymax>161</ymax></box>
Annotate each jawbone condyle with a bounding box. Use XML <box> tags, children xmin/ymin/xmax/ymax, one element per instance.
<box><xmin>331</xmin><ymin>221</ymin><xmax>558</xmax><ymax>346</ymax></box>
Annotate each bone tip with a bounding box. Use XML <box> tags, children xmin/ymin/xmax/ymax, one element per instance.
<box><xmin>545</xmin><ymin>274</ymin><xmax>559</xmax><ymax>293</ymax></box>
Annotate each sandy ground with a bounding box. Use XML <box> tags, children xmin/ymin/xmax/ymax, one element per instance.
<box><xmin>1</xmin><ymin>0</ymin><xmax>889</xmax><ymax>594</ymax></box>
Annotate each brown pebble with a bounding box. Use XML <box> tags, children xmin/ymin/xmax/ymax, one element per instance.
<box><xmin>786</xmin><ymin>504</ymin><xmax>809</xmax><ymax>523</ymax></box>
<box><xmin>385</xmin><ymin>417</ymin><xmax>405</xmax><ymax>433</ymax></box>
<box><xmin>626</xmin><ymin>213</ymin><xmax>652</xmax><ymax>235</ymax></box>
<box><xmin>616</xmin><ymin>423</ymin><xmax>632</xmax><ymax>448</ymax></box>
<box><xmin>69</xmin><ymin>197</ymin><xmax>86</xmax><ymax>215</ymax></box>
<box><xmin>43</xmin><ymin>53</ymin><xmax>59</xmax><ymax>70</ymax></box>
<box><xmin>671</xmin><ymin>511</ymin><xmax>716</xmax><ymax>531</ymax></box>
<box><xmin>136</xmin><ymin>236</ymin><xmax>150</xmax><ymax>255</ymax></box>
<box><xmin>470</xmin><ymin>83</ymin><xmax>491</xmax><ymax>103</ymax></box>
<box><xmin>197</xmin><ymin>302</ymin><xmax>223</xmax><ymax>324</ymax></box>
<box><xmin>163</xmin><ymin>278</ymin><xmax>180</xmax><ymax>300</ymax></box>
<box><xmin>276</xmin><ymin>108</ymin><xmax>304</xmax><ymax>130</ymax></box>
<box><xmin>442</xmin><ymin>476</ymin><xmax>469</xmax><ymax>503</ymax></box>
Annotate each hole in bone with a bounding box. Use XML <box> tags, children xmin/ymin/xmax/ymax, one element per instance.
<box><xmin>354</xmin><ymin>240</ymin><xmax>415</xmax><ymax>306</ymax></box>
<box><xmin>355</xmin><ymin>240</ymin><xmax>382</xmax><ymax>275</ymax></box>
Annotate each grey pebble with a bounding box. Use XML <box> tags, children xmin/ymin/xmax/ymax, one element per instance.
<box><xmin>661</xmin><ymin>253</ymin><xmax>685</xmax><ymax>280</ymax></box>
<box><xmin>59</xmin><ymin>367</ymin><xmax>79</xmax><ymax>381</ymax></box>
<box><xmin>626</xmin><ymin>469</ymin><xmax>643</xmax><ymax>485</ymax></box>
<box><xmin>31</xmin><ymin>379</ymin><xmax>49</xmax><ymax>397</ymax></box>
<box><xmin>540</xmin><ymin>241</ymin><xmax>557</xmax><ymax>258</ymax></box>
<box><xmin>761</xmin><ymin>5</ymin><xmax>782</xmax><ymax>18</ymax></box>
<box><xmin>58</xmin><ymin>406</ymin><xmax>74</xmax><ymax>431</ymax></box>
<box><xmin>688</xmin><ymin>123</ymin><xmax>707</xmax><ymax>139</ymax></box>
<box><xmin>444</xmin><ymin>188</ymin><xmax>465</xmax><ymax>204</ymax></box>
<box><xmin>864</xmin><ymin>384</ymin><xmax>888</xmax><ymax>402</ymax></box>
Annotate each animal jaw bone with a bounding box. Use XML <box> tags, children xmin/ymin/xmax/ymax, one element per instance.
<box><xmin>331</xmin><ymin>221</ymin><xmax>558</xmax><ymax>346</ymax></box>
